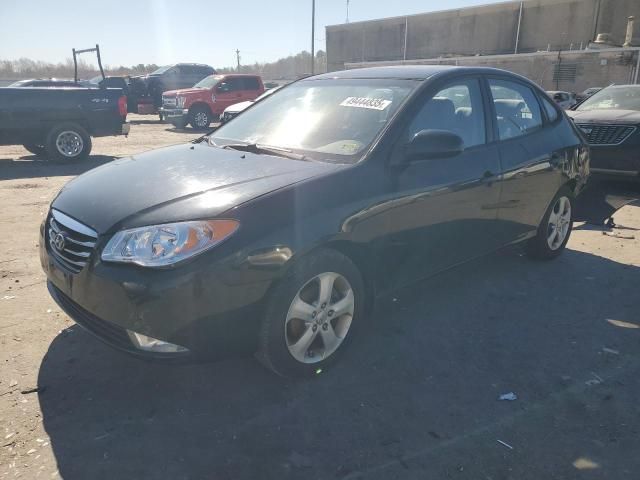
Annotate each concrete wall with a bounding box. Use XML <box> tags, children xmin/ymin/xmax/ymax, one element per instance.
<box><xmin>326</xmin><ymin>0</ymin><xmax>640</xmax><ymax>72</ymax></box>
<box><xmin>345</xmin><ymin>48</ymin><xmax>640</xmax><ymax>92</ymax></box>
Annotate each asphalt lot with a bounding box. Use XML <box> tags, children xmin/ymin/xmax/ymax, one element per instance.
<box><xmin>1</xmin><ymin>115</ymin><xmax>640</xmax><ymax>479</ymax></box>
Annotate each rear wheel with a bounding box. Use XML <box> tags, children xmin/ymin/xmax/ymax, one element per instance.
<box><xmin>189</xmin><ymin>106</ymin><xmax>211</xmax><ymax>130</ymax></box>
<box><xmin>45</xmin><ymin>123</ymin><xmax>92</xmax><ymax>163</ymax></box>
<box><xmin>526</xmin><ymin>187</ymin><xmax>574</xmax><ymax>260</ymax></box>
<box><xmin>23</xmin><ymin>143</ymin><xmax>46</xmax><ymax>157</ymax></box>
<box><xmin>257</xmin><ymin>249</ymin><xmax>365</xmax><ymax>378</ymax></box>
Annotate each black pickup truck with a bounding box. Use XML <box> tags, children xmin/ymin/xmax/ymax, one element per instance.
<box><xmin>0</xmin><ymin>87</ymin><xmax>129</xmax><ymax>162</ymax></box>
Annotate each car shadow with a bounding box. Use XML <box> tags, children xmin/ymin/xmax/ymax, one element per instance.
<box><xmin>164</xmin><ymin>125</ymin><xmax>220</xmax><ymax>134</ymax></box>
<box><xmin>574</xmin><ymin>176</ymin><xmax>640</xmax><ymax>225</ymax></box>
<box><xmin>0</xmin><ymin>156</ymin><xmax>116</xmax><ymax>181</ymax></box>
<box><xmin>37</xmin><ymin>246</ymin><xmax>640</xmax><ymax>479</ymax></box>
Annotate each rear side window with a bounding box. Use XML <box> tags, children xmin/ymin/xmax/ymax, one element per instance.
<box><xmin>540</xmin><ymin>95</ymin><xmax>559</xmax><ymax>122</ymax></box>
<box><xmin>408</xmin><ymin>78</ymin><xmax>486</xmax><ymax>148</ymax></box>
<box><xmin>489</xmin><ymin>79</ymin><xmax>543</xmax><ymax>140</ymax></box>
<box><xmin>241</xmin><ymin>77</ymin><xmax>261</xmax><ymax>90</ymax></box>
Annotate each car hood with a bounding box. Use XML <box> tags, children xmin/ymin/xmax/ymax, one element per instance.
<box><xmin>163</xmin><ymin>88</ymin><xmax>206</xmax><ymax>97</ymax></box>
<box><xmin>52</xmin><ymin>143</ymin><xmax>342</xmax><ymax>234</ymax></box>
<box><xmin>225</xmin><ymin>101</ymin><xmax>253</xmax><ymax>113</ymax></box>
<box><xmin>566</xmin><ymin>109</ymin><xmax>640</xmax><ymax>124</ymax></box>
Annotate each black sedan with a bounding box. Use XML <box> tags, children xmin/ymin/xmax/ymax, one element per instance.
<box><xmin>41</xmin><ymin>66</ymin><xmax>589</xmax><ymax>377</ymax></box>
<box><xmin>567</xmin><ymin>85</ymin><xmax>640</xmax><ymax>177</ymax></box>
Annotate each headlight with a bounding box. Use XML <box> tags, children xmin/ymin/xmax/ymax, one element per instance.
<box><xmin>101</xmin><ymin>220</ymin><xmax>239</xmax><ymax>267</ymax></box>
<box><xmin>176</xmin><ymin>96</ymin><xmax>186</xmax><ymax>108</ymax></box>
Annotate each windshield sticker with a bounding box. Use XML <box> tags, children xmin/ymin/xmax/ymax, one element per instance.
<box><xmin>340</xmin><ymin>97</ymin><xmax>392</xmax><ymax>111</ymax></box>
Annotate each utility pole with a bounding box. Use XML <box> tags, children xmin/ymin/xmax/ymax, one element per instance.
<box><xmin>346</xmin><ymin>0</ymin><xmax>350</xmax><ymax>23</ymax></box>
<box><xmin>311</xmin><ymin>0</ymin><xmax>316</xmax><ymax>75</ymax></box>
<box><xmin>236</xmin><ymin>49</ymin><xmax>241</xmax><ymax>71</ymax></box>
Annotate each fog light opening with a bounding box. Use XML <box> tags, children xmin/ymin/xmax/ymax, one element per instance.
<box><xmin>127</xmin><ymin>330</ymin><xmax>189</xmax><ymax>353</ymax></box>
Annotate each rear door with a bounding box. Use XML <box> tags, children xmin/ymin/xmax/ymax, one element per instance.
<box><xmin>240</xmin><ymin>76</ymin><xmax>263</xmax><ymax>101</ymax></box>
<box><xmin>488</xmin><ymin>78</ymin><xmax>563</xmax><ymax>243</ymax></box>
<box><xmin>377</xmin><ymin>76</ymin><xmax>503</xmax><ymax>288</ymax></box>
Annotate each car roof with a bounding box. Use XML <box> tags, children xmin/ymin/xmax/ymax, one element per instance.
<box><xmin>175</xmin><ymin>63</ymin><xmax>213</xmax><ymax>68</ymax></box>
<box><xmin>309</xmin><ymin>65</ymin><xmax>521</xmax><ymax>81</ymax></box>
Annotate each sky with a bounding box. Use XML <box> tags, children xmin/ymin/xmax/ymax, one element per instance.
<box><xmin>0</xmin><ymin>0</ymin><xmax>494</xmax><ymax>68</ymax></box>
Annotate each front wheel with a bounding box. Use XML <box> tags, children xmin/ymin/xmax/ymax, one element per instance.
<box><xmin>257</xmin><ymin>249</ymin><xmax>365</xmax><ymax>378</ymax></box>
<box><xmin>189</xmin><ymin>106</ymin><xmax>211</xmax><ymax>130</ymax></box>
<box><xmin>526</xmin><ymin>187</ymin><xmax>574</xmax><ymax>260</ymax></box>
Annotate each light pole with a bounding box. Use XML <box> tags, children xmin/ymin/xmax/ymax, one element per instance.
<box><xmin>311</xmin><ymin>0</ymin><xmax>316</xmax><ymax>75</ymax></box>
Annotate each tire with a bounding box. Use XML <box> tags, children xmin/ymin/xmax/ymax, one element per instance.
<box><xmin>257</xmin><ymin>249</ymin><xmax>365</xmax><ymax>378</ymax></box>
<box><xmin>44</xmin><ymin>123</ymin><xmax>92</xmax><ymax>163</ymax></box>
<box><xmin>170</xmin><ymin>118</ymin><xmax>188</xmax><ymax>129</ymax></box>
<box><xmin>189</xmin><ymin>106</ymin><xmax>211</xmax><ymax>130</ymax></box>
<box><xmin>526</xmin><ymin>187</ymin><xmax>574</xmax><ymax>260</ymax></box>
<box><xmin>23</xmin><ymin>143</ymin><xmax>46</xmax><ymax>157</ymax></box>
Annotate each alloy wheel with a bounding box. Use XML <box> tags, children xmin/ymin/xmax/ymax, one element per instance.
<box><xmin>547</xmin><ymin>196</ymin><xmax>571</xmax><ymax>250</ymax></box>
<box><xmin>194</xmin><ymin>112</ymin><xmax>209</xmax><ymax>128</ymax></box>
<box><xmin>285</xmin><ymin>272</ymin><xmax>355</xmax><ymax>364</ymax></box>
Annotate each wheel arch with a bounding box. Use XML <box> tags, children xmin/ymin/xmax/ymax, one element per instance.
<box><xmin>188</xmin><ymin>102</ymin><xmax>213</xmax><ymax>116</ymax></box>
<box><xmin>296</xmin><ymin>240</ymin><xmax>377</xmax><ymax>316</ymax></box>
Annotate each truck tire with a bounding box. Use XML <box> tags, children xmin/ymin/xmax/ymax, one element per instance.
<box><xmin>189</xmin><ymin>105</ymin><xmax>212</xmax><ymax>130</ymax></box>
<box><xmin>45</xmin><ymin>123</ymin><xmax>92</xmax><ymax>163</ymax></box>
<box><xmin>23</xmin><ymin>144</ymin><xmax>46</xmax><ymax>157</ymax></box>
<box><xmin>170</xmin><ymin>118</ymin><xmax>188</xmax><ymax>129</ymax></box>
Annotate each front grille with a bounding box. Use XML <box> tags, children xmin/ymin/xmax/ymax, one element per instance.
<box><xmin>162</xmin><ymin>95</ymin><xmax>176</xmax><ymax>107</ymax></box>
<box><xmin>49</xmin><ymin>283</ymin><xmax>133</xmax><ymax>350</ymax></box>
<box><xmin>47</xmin><ymin>210</ymin><xmax>97</xmax><ymax>274</ymax></box>
<box><xmin>577</xmin><ymin>124</ymin><xmax>636</xmax><ymax>146</ymax></box>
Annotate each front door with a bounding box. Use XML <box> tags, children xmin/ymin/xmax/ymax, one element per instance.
<box><xmin>214</xmin><ymin>77</ymin><xmax>245</xmax><ymax>114</ymax></box>
<box><xmin>378</xmin><ymin>77</ymin><xmax>503</xmax><ymax>290</ymax></box>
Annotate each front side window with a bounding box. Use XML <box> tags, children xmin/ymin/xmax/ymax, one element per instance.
<box><xmin>217</xmin><ymin>78</ymin><xmax>243</xmax><ymax>93</ymax></box>
<box><xmin>210</xmin><ymin>79</ymin><xmax>417</xmax><ymax>163</ymax></box>
<box><xmin>408</xmin><ymin>79</ymin><xmax>486</xmax><ymax>148</ymax></box>
<box><xmin>489</xmin><ymin>79</ymin><xmax>542</xmax><ymax>140</ymax></box>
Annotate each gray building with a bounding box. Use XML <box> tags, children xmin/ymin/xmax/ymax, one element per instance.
<box><xmin>326</xmin><ymin>0</ymin><xmax>640</xmax><ymax>90</ymax></box>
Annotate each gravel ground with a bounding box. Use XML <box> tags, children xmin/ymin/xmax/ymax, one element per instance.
<box><xmin>1</xmin><ymin>116</ymin><xmax>639</xmax><ymax>479</ymax></box>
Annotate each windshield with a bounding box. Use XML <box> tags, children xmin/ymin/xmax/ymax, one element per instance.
<box><xmin>210</xmin><ymin>79</ymin><xmax>417</xmax><ymax>163</ymax></box>
<box><xmin>150</xmin><ymin>65</ymin><xmax>172</xmax><ymax>75</ymax></box>
<box><xmin>193</xmin><ymin>75</ymin><xmax>223</xmax><ymax>89</ymax></box>
<box><xmin>577</xmin><ymin>85</ymin><xmax>640</xmax><ymax>111</ymax></box>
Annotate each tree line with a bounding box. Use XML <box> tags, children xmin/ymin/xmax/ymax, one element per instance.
<box><xmin>0</xmin><ymin>50</ymin><xmax>327</xmax><ymax>81</ymax></box>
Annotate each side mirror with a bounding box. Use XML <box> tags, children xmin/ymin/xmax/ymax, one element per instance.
<box><xmin>406</xmin><ymin>129</ymin><xmax>464</xmax><ymax>161</ymax></box>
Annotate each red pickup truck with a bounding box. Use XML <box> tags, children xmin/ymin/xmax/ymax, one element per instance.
<box><xmin>160</xmin><ymin>74</ymin><xmax>264</xmax><ymax>129</ymax></box>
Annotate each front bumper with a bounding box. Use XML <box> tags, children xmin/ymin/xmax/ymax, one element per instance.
<box><xmin>220</xmin><ymin>111</ymin><xmax>239</xmax><ymax>124</ymax></box>
<box><xmin>40</xmin><ymin>220</ymin><xmax>273</xmax><ymax>361</ymax></box>
<box><xmin>159</xmin><ymin>107</ymin><xmax>188</xmax><ymax>120</ymax></box>
<box><xmin>590</xmin><ymin>145</ymin><xmax>640</xmax><ymax>177</ymax></box>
